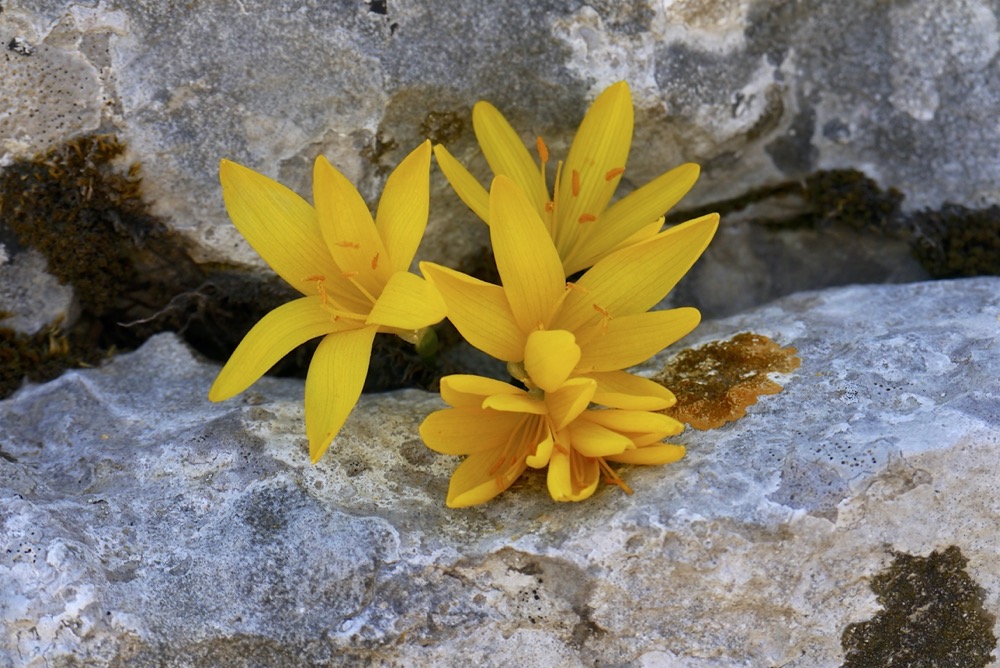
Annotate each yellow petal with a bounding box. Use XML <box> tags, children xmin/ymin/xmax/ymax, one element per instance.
<box><xmin>366</xmin><ymin>271</ymin><xmax>446</xmax><ymax>330</ymax></box>
<box><xmin>555</xmin><ymin>82</ymin><xmax>633</xmax><ymax>252</ymax></box>
<box><xmin>606</xmin><ymin>444</ymin><xmax>686</xmax><ymax>465</ymax></box>
<box><xmin>525</xmin><ymin>430</ymin><xmax>555</xmax><ymax>469</ymax></box>
<box><xmin>420</xmin><ymin>261</ymin><xmax>525</xmax><ymax>361</ymax></box>
<box><xmin>445</xmin><ymin>415</ymin><xmax>549</xmax><ymax>507</ymax></box>
<box><xmin>473</xmin><ymin>101</ymin><xmax>548</xmax><ymax>213</ymax></box>
<box><xmin>482</xmin><ymin>393</ymin><xmax>547</xmax><ymax>415</ymax></box>
<box><xmin>433</xmin><ymin>144</ymin><xmax>490</xmax><ymax>223</ymax></box>
<box><xmin>523</xmin><ymin>329</ymin><xmax>581</xmax><ymax>393</ymax></box>
<box><xmin>611</xmin><ymin>217</ymin><xmax>665</xmax><ymax>253</ymax></box>
<box><xmin>446</xmin><ymin>451</ymin><xmax>529</xmax><ymax>508</ymax></box>
<box><xmin>220</xmin><ymin>160</ymin><xmax>339</xmax><ymax>294</ymax></box>
<box><xmin>489</xmin><ymin>176</ymin><xmax>565</xmax><ymax>331</ymax></box>
<box><xmin>569</xmin><ymin>163</ymin><xmax>700</xmax><ymax>273</ymax></box>
<box><xmin>375</xmin><ymin>141</ymin><xmax>432</xmax><ymax>272</ymax></box>
<box><xmin>547</xmin><ymin>447</ymin><xmax>600</xmax><ymax>502</ymax></box>
<box><xmin>420</xmin><ymin>407</ymin><xmax>529</xmax><ymax>455</ymax></box>
<box><xmin>588</xmin><ymin>371</ymin><xmax>677</xmax><ymax>410</ymax></box>
<box><xmin>439</xmin><ymin>374</ymin><xmax>523</xmax><ymax>408</ymax></box>
<box><xmin>581</xmin><ymin>409</ymin><xmax>684</xmax><ymax>438</ymax></box>
<box><xmin>556</xmin><ymin>213</ymin><xmax>719</xmax><ymax>331</ymax></box>
<box><xmin>624</xmin><ymin>429</ymin><xmax>681</xmax><ymax>448</ymax></box>
<box><xmin>576</xmin><ymin>308</ymin><xmax>701</xmax><ymax>372</ymax></box>
<box><xmin>545</xmin><ymin>377</ymin><xmax>597</xmax><ymax>431</ymax></box>
<box><xmin>567</xmin><ymin>419</ymin><xmax>633</xmax><ymax>457</ymax></box>
<box><xmin>305</xmin><ymin>325</ymin><xmax>379</xmax><ymax>463</ymax></box>
<box><xmin>209</xmin><ymin>296</ymin><xmax>342</xmax><ymax>402</ymax></box>
<box><xmin>313</xmin><ymin>155</ymin><xmax>390</xmax><ymax>294</ymax></box>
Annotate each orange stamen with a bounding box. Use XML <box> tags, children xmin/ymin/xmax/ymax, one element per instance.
<box><xmin>536</xmin><ymin>136</ymin><xmax>549</xmax><ymax>163</ymax></box>
<box><xmin>593</xmin><ymin>303</ymin><xmax>612</xmax><ymax>333</ymax></box>
<box><xmin>598</xmin><ymin>458</ymin><xmax>633</xmax><ymax>495</ymax></box>
<box><xmin>571</xmin><ymin>169</ymin><xmax>581</xmax><ymax>197</ymax></box>
<box><xmin>371</xmin><ymin>253</ymin><xmax>379</xmax><ymax>270</ymax></box>
<box><xmin>342</xmin><ymin>271</ymin><xmax>377</xmax><ymax>304</ymax></box>
<box><xmin>488</xmin><ymin>455</ymin><xmax>505</xmax><ymax>476</ymax></box>
<box><xmin>544</xmin><ymin>201</ymin><xmax>555</xmax><ymax>213</ymax></box>
<box><xmin>604</xmin><ymin>167</ymin><xmax>625</xmax><ymax>181</ymax></box>
<box><xmin>578</xmin><ymin>213</ymin><xmax>596</xmax><ymax>224</ymax></box>
<box><xmin>336</xmin><ymin>241</ymin><xmax>360</xmax><ymax>249</ymax></box>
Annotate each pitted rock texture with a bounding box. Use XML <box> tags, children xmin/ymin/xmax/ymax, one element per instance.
<box><xmin>2</xmin><ymin>0</ymin><xmax>996</xmax><ymax>269</ymax></box>
<box><xmin>2</xmin><ymin>277</ymin><xmax>999</xmax><ymax>666</ymax></box>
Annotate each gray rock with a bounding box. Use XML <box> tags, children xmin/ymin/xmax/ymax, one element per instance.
<box><xmin>2</xmin><ymin>1</ymin><xmax>995</xmax><ymax>271</ymax></box>
<box><xmin>2</xmin><ymin>277</ymin><xmax>999</xmax><ymax>666</ymax></box>
<box><xmin>0</xmin><ymin>247</ymin><xmax>76</xmax><ymax>335</ymax></box>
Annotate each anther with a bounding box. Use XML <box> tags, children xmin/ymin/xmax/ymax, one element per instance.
<box><xmin>303</xmin><ymin>274</ymin><xmax>329</xmax><ymax>304</ymax></box>
<box><xmin>578</xmin><ymin>213</ymin><xmax>596</xmax><ymax>224</ymax></box>
<box><xmin>604</xmin><ymin>167</ymin><xmax>625</xmax><ymax>181</ymax></box>
<box><xmin>371</xmin><ymin>253</ymin><xmax>379</xmax><ymax>270</ymax></box>
<box><xmin>536</xmin><ymin>136</ymin><xmax>549</xmax><ymax>163</ymax></box>
<box><xmin>544</xmin><ymin>201</ymin><xmax>555</xmax><ymax>213</ymax></box>
<box><xmin>336</xmin><ymin>241</ymin><xmax>360</xmax><ymax>249</ymax></box>
<box><xmin>571</xmin><ymin>169</ymin><xmax>581</xmax><ymax>197</ymax></box>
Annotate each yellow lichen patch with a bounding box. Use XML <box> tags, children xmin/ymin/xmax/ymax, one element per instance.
<box><xmin>655</xmin><ymin>332</ymin><xmax>801</xmax><ymax>430</ymax></box>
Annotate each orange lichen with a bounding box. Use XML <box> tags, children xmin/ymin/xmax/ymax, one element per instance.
<box><xmin>655</xmin><ymin>332</ymin><xmax>801</xmax><ymax>430</ymax></box>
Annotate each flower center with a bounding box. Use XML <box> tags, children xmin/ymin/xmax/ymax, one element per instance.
<box><xmin>302</xmin><ymin>274</ymin><xmax>371</xmax><ymax>324</ymax></box>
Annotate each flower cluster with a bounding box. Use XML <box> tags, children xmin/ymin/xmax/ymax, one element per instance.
<box><xmin>209</xmin><ymin>82</ymin><xmax>718</xmax><ymax>506</ymax></box>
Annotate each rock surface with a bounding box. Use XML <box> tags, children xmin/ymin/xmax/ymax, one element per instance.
<box><xmin>2</xmin><ymin>0</ymin><xmax>996</xmax><ymax>268</ymax></box>
<box><xmin>2</xmin><ymin>277</ymin><xmax>998</xmax><ymax>666</ymax></box>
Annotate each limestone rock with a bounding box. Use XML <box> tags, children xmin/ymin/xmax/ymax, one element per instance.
<box><xmin>2</xmin><ymin>277</ymin><xmax>998</xmax><ymax>665</ymax></box>
<box><xmin>0</xmin><ymin>246</ymin><xmax>76</xmax><ymax>335</ymax></box>
<box><xmin>2</xmin><ymin>1</ymin><xmax>995</xmax><ymax>277</ymax></box>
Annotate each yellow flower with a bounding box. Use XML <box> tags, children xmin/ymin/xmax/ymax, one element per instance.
<box><xmin>420</xmin><ymin>175</ymin><xmax>718</xmax><ymax>402</ymax></box>
<box><xmin>434</xmin><ymin>81</ymin><xmax>702</xmax><ymax>275</ymax></box>
<box><xmin>421</xmin><ymin>374</ymin><xmax>687</xmax><ymax>506</ymax></box>
<box><xmin>209</xmin><ymin>141</ymin><xmax>446</xmax><ymax>462</ymax></box>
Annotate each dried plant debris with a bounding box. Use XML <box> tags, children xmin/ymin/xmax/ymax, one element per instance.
<box><xmin>842</xmin><ymin>546</ymin><xmax>997</xmax><ymax>668</ymax></box>
<box><xmin>655</xmin><ymin>332</ymin><xmax>801</xmax><ymax>430</ymax></box>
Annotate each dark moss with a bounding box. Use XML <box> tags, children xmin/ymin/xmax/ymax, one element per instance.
<box><xmin>665</xmin><ymin>168</ymin><xmax>904</xmax><ymax>234</ymax></box>
<box><xmin>841</xmin><ymin>546</ymin><xmax>997</xmax><ymax>668</ymax></box>
<box><xmin>800</xmin><ymin>169</ymin><xmax>904</xmax><ymax>233</ymax></box>
<box><xmin>1</xmin><ymin>135</ymin><xmax>199</xmax><ymax>319</ymax></box>
<box><xmin>0</xmin><ymin>320</ymin><xmax>106</xmax><ymax>398</ymax></box>
<box><xmin>420</xmin><ymin>110</ymin><xmax>465</xmax><ymax>145</ymax></box>
<box><xmin>907</xmin><ymin>203</ymin><xmax>1000</xmax><ymax>278</ymax></box>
